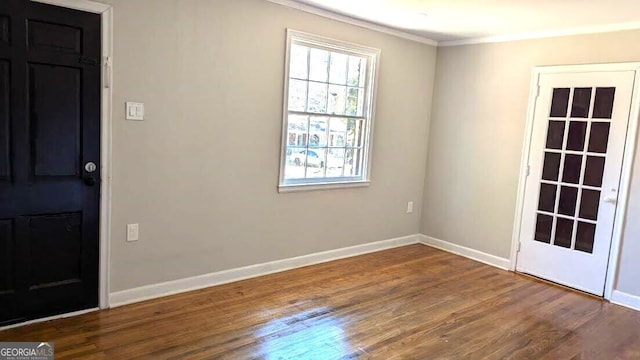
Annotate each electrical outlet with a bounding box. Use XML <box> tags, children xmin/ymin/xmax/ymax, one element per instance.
<box><xmin>127</xmin><ymin>224</ymin><xmax>139</xmax><ymax>242</ymax></box>
<box><xmin>406</xmin><ymin>201</ymin><xmax>414</xmax><ymax>214</ymax></box>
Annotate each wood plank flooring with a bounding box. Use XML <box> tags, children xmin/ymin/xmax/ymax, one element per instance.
<box><xmin>2</xmin><ymin>244</ymin><xmax>640</xmax><ymax>359</ymax></box>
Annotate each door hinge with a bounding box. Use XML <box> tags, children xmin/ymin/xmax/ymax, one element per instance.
<box><xmin>104</xmin><ymin>56</ymin><xmax>113</xmax><ymax>89</ymax></box>
<box><xmin>525</xmin><ymin>165</ymin><xmax>530</xmax><ymax>177</ymax></box>
<box><xmin>517</xmin><ymin>242</ymin><xmax>521</xmax><ymax>252</ymax></box>
<box><xmin>536</xmin><ymin>85</ymin><xmax>541</xmax><ymax>98</ymax></box>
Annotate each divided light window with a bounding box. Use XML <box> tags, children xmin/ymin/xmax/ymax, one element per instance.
<box><xmin>278</xmin><ymin>30</ymin><xmax>380</xmax><ymax>191</ymax></box>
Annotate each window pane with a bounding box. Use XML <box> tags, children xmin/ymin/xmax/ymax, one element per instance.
<box><xmin>588</xmin><ymin>122</ymin><xmax>611</xmax><ymax>153</ymax></box>
<box><xmin>575</xmin><ymin>222</ymin><xmax>596</xmax><ymax>253</ymax></box>
<box><xmin>534</xmin><ymin>214</ymin><xmax>553</xmax><ymax>243</ymax></box>
<box><xmin>289</xmin><ymin>44</ymin><xmax>308</xmax><ymax>79</ymax></box>
<box><xmin>329</xmin><ymin>52</ymin><xmax>348</xmax><ymax>85</ymax></box>
<box><xmin>554</xmin><ymin>218</ymin><xmax>574</xmax><ymax>248</ymax></box>
<box><xmin>288</xmin><ymin>79</ymin><xmax>307</xmax><ymax>111</ymax></box>
<box><xmin>307</xmin><ymin>82</ymin><xmax>327</xmax><ymax>113</ymax></box>
<box><xmin>305</xmin><ymin>148</ymin><xmax>326</xmax><ymax>178</ymax></box>
<box><xmin>550</xmin><ymin>88</ymin><xmax>570</xmax><ymax>117</ymax></box>
<box><xmin>309</xmin><ymin>117</ymin><xmax>328</xmax><ymax>147</ymax></box>
<box><xmin>346</xmin><ymin>87</ymin><xmax>364</xmax><ymax>116</ymax></box>
<box><xmin>571</xmin><ymin>88</ymin><xmax>592</xmax><ymax>118</ymax></box>
<box><xmin>287</xmin><ymin>115</ymin><xmax>308</xmax><ymax>146</ymax></box>
<box><xmin>346</xmin><ymin>119</ymin><xmax>363</xmax><ymax>147</ymax></box>
<box><xmin>538</xmin><ymin>183</ymin><xmax>557</xmax><ymax>213</ymax></box>
<box><xmin>584</xmin><ymin>156</ymin><xmax>605</xmax><ymax>187</ymax></box>
<box><xmin>344</xmin><ymin>148</ymin><xmax>360</xmax><ymax>176</ymax></box>
<box><xmin>327</xmin><ymin>148</ymin><xmax>345</xmax><ymax>177</ymax></box>
<box><xmin>542</xmin><ymin>152</ymin><xmax>561</xmax><ymax>181</ymax></box>
<box><xmin>285</xmin><ymin>147</ymin><xmax>307</xmax><ymax>179</ymax></box>
<box><xmin>566</xmin><ymin>121</ymin><xmax>587</xmax><ymax>151</ymax></box>
<box><xmin>579</xmin><ymin>189</ymin><xmax>601</xmax><ymax>221</ymax></box>
<box><xmin>309</xmin><ymin>48</ymin><xmax>329</xmax><ymax>82</ymax></box>
<box><xmin>562</xmin><ymin>154</ymin><xmax>582</xmax><ymax>184</ymax></box>
<box><xmin>348</xmin><ymin>56</ymin><xmax>365</xmax><ymax>87</ymax></box>
<box><xmin>328</xmin><ymin>85</ymin><xmax>346</xmax><ymax>115</ymax></box>
<box><xmin>329</xmin><ymin>118</ymin><xmax>347</xmax><ymax>146</ymax></box>
<box><xmin>592</xmin><ymin>87</ymin><xmax>615</xmax><ymax>119</ymax></box>
<box><xmin>546</xmin><ymin>121</ymin><xmax>565</xmax><ymax>149</ymax></box>
<box><xmin>558</xmin><ymin>186</ymin><xmax>578</xmax><ymax>216</ymax></box>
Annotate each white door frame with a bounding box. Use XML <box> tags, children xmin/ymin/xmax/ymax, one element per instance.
<box><xmin>510</xmin><ymin>62</ymin><xmax>640</xmax><ymax>300</ymax></box>
<box><xmin>32</xmin><ymin>0</ymin><xmax>113</xmax><ymax>309</ymax></box>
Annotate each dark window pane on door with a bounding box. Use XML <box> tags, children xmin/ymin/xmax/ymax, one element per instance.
<box><xmin>571</xmin><ymin>88</ymin><xmax>592</xmax><ymax>118</ymax></box>
<box><xmin>584</xmin><ymin>156</ymin><xmax>605</xmax><ymax>187</ymax></box>
<box><xmin>535</xmin><ymin>214</ymin><xmax>553</xmax><ymax>243</ymax></box>
<box><xmin>579</xmin><ymin>189</ymin><xmax>601</xmax><ymax>221</ymax></box>
<box><xmin>592</xmin><ymin>87</ymin><xmax>616</xmax><ymax>119</ymax></box>
<box><xmin>562</xmin><ymin>154</ymin><xmax>583</xmax><ymax>184</ymax></box>
<box><xmin>588</xmin><ymin>122</ymin><xmax>611</xmax><ymax>153</ymax></box>
<box><xmin>550</xmin><ymin>88</ymin><xmax>570</xmax><ymax>117</ymax></box>
<box><xmin>554</xmin><ymin>218</ymin><xmax>574</xmax><ymax>248</ymax></box>
<box><xmin>546</xmin><ymin>121</ymin><xmax>565</xmax><ymax>149</ymax></box>
<box><xmin>538</xmin><ymin>183</ymin><xmax>557</xmax><ymax>213</ymax></box>
<box><xmin>575</xmin><ymin>222</ymin><xmax>596</xmax><ymax>253</ymax></box>
<box><xmin>542</xmin><ymin>152</ymin><xmax>561</xmax><ymax>181</ymax></box>
<box><xmin>558</xmin><ymin>186</ymin><xmax>578</xmax><ymax>216</ymax></box>
<box><xmin>566</xmin><ymin>121</ymin><xmax>587</xmax><ymax>151</ymax></box>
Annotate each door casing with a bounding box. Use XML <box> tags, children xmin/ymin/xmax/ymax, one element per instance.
<box><xmin>32</xmin><ymin>0</ymin><xmax>113</xmax><ymax>311</ymax></box>
<box><xmin>511</xmin><ymin>62</ymin><xmax>640</xmax><ymax>300</ymax></box>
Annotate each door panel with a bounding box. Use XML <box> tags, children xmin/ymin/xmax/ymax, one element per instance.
<box><xmin>0</xmin><ymin>0</ymin><xmax>100</xmax><ymax>326</ymax></box>
<box><xmin>30</xmin><ymin>63</ymin><xmax>82</xmax><ymax>178</ymax></box>
<box><xmin>517</xmin><ymin>70</ymin><xmax>635</xmax><ymax>295</ymax></box>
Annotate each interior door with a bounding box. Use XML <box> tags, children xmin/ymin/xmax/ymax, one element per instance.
<box><xmin>517</xmin><ymin>70</ymin><xmax>635</xmax><ymax>296</ymax></box>
<box><xmin>0</xmin><ymin>0</ymin><xmax>101</xmax><ymax>326</ymax></box>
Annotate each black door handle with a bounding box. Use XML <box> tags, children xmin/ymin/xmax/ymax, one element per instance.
<box><xmin>84</xmin><ymin>176</ymin><xmax>96</xmax><ymax>186</ymax></box>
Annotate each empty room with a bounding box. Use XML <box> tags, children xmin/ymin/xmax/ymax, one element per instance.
<box><xmin>1</xmin><ymin>0</ymin><xmax>640</xmax><ymax>358</ymax></box>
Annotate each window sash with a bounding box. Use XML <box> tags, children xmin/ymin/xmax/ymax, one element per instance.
<box><xmin>279</xmin><ymin>30</ymin><xmax>379</xmax><ymax>191</ymax></box>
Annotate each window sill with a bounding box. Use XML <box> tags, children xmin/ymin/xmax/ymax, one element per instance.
<box><xmin>278</xmin><ymin>180</ymin><xmax>370</xmax><ymax>193</ymax></box>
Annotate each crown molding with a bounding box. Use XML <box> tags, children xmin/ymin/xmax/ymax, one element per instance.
<box><xmin>439</xmin><ymin>21</ymin><xmax>640</xmax><ymax>47</ymax></box>
<box><xmin>264</xmin><ymin>0</ymin><xmax>438</xmax><ymax>46</ymax></box>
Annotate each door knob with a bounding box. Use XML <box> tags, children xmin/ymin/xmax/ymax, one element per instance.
<box><xmin>604</xmin><ymin>197</ymin><xmax>617</xmax><ymax>204</ymax></box>
<box><xmin>85</xmin><ymin>162</ymin><xmax>97</xmax><ymax>173</ymax></box>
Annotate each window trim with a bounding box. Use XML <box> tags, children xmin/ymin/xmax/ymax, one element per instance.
<box><xmin>278</xmin><ymin>29</ymin><xmax>381</xmax><ymax>192</ymax></box>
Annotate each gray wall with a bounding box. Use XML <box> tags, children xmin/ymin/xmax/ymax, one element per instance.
<box><xmin>102</xmin><ymin>0</ymin><xmax>437</xmax><ymax>292</ymax></box>
<box><xmin>421</xmin><ymin>30</ymin><xmax>640</xmax><ymax>296</ymax></box>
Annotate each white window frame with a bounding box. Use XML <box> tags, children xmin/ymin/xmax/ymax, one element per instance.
<box><xmin>278</xmin><ymin>29</ymin><xmax>380</xmax><ymax>192</ymax></box>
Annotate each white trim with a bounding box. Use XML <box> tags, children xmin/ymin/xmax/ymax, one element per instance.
<box><xmin>31</xmin><ymin>0</ymin><xmax>114</xmax><ymax>310</ymax></box>
<box><xmin>109</xmin><ymin>234</ymin><xmax>419</xmax><ymax>307</ymax></box>
<box><xmin>0</xmin><ymin>308</ymin><xmax>99</xmax><ymax>332</ymax></box>
<box><xmin>32</xmin><ymin>0</ymin><xmax>110</xmax><ymax>13</ymax></box>
<box><xmin>279</xmin><ymin>180</ymin><xmax>370</xmax><ymax>193</ymax></box>
<box><xmin>611</xmin><ymin>290</ymin><xmax>640</xmax><ymax>312</ymax></box>
<box><xmin>511</xmin><ymin>62</ymin><xmax>640</xmax><ymax>301</ymax></box>
<box><xmin>509</xmin><ymin>69</ymin><xmax>541</xmax><ymax>271</ymax></box>
<box><xmin>264</xmin><ymin>0</ymin><xmax>437</xmax><ymax>46</ymax></box>
<box><xmin>418</xmin><ymin>234</ymin><xmax>511</xmax><ymax>270</ymax></box>
<box><xmin>439</xmin><ymin>21</ymin><xmax>640</xmax><ymax>47</ymax></box>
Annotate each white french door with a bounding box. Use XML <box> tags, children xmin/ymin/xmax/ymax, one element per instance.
<box><xmin>517</xmin><ymin>69</ymin><xmax>636</xmax><ymax>296</ymax></box>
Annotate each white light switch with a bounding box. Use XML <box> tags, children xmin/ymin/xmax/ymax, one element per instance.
<box><xmin>127</xmin><ymin>224</ymin><xmax>139</xmax><ymax>242</ymax></box>
<box><xmin>126</xmin><ymin>102</ymin><xmax>145</xmax><ymax>121</ymax></box>
<box><xmin>406</xmin><ymin>201</ymin><xmax>414</xmax><ymax>214</ymax></box>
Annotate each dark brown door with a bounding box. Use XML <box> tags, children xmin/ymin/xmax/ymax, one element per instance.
<box><xmin>0</xmin><ymin>0</ymin><xmax>101</xmax><ymax>326</ymax></box>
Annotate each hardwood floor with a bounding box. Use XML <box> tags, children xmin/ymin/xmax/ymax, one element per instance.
<box><xmin>2</xmin><ymin>244</ymin><xmax>640</xmax><ymax>359</ymax></box>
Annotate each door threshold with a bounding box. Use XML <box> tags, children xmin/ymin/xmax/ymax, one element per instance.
<box><xmin>0</xmin><ymin>308</ymin><xmax>100</xmax><ymax>332</ymax></box>
<box><xmin>516</xmin><ymin>272</ymin><xmax>603</xmax><ymax>300</ymax></box>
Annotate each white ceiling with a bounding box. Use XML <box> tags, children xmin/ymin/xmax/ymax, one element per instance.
<box><xmin>290</xmin><ymin>0</ymin><xmax>640</xmax><ymax>44</ymax></box>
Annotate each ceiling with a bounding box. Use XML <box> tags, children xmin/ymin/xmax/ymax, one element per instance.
<box><xmin>290</xmin><ymin>0</ymin><xmax>640</xmax><ymax>44</ymax></box>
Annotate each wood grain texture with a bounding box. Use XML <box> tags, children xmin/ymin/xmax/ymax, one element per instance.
<box><xmin>1</xmin><ymin>244</ymin><xmax>639</xmax><ymax>359</ymax></box>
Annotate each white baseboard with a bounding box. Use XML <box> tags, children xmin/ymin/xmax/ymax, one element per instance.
<box><xmin>0</xmin><ymin>308</ymin><xmax>99</xmax><ymax>332</ymax></box>
<box><xmin>418</xmin><ymin>234</ymin><xmax>511</xmax><ymax>270</ymax></box>
<box><xmin>611</xmin><ymin>290</ymin><xmax>640</xmax><ymax>312</ymax></box>
<box><xmin>109</xmin><ymin>234</ymin><xmax>419</xmax><ymax>307</ymax></box>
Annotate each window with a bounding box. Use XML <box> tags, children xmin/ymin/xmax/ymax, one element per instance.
<box><xmin>278</xmin><ymin>30</ymin><xmax>380</xmax><ymax>191</ymax></box>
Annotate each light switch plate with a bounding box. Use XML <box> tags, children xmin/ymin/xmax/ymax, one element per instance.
<box><xmin>127</xmin><ymin>224</ymin><xmax>139</xmax><ymax>242</ymax></box>
<box><xmin>126</xmin><ymin>102</ymin><xmax>145</xmax><ymax>121</ymax></box>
